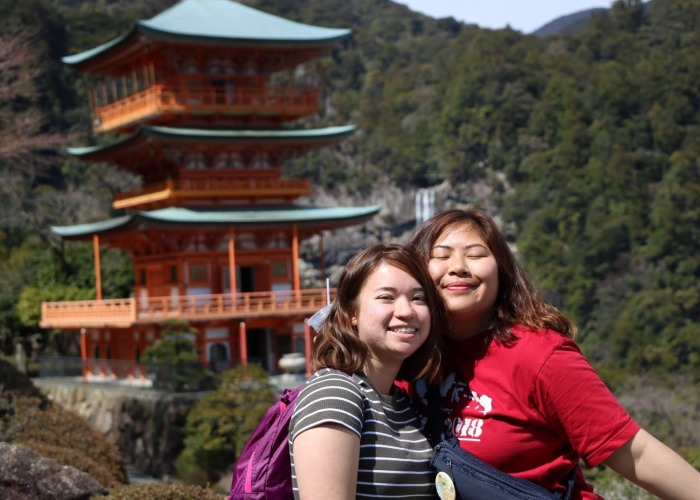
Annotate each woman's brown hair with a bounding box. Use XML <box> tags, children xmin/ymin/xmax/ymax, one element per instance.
<box><xmin>410</xmin><ymin>209</ymin><xmax>576</xmax><ymax>344</ymax></box>
<box><xmin>311</xmin><ymin>244</ymin><xmax>448</xmax><ymax>383</ymax></box>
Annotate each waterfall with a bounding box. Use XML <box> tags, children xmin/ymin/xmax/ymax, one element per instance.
<box><xmin>415</xmin><ymin>188</ymin><xmax>436</xmax><ymax>226</ymax></box>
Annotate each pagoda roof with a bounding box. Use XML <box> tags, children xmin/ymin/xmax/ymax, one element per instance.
<box><xmin>52</xmin><ymin>205</ymin><xmax>381</xmax><ymax>240</ymax></box>
<box><xmin>67</xmin><ymin>124</ymin><xmax>356</xmax><ymax>159</ymax></box>
<box><xmin>63</xmin><ymin>0</ymin><xmax>352</xmax><ymax>67</ymax></box>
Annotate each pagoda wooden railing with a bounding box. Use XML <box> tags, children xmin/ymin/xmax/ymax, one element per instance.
<box><xmin>92</xmin><ymin>85</ymin><xmax>321</xmax><ymax>132</ymax></box>
<box><xmin>113</xmin><ymin>177</ymin><xmax>311</xmax><ymax>209</ymax></box>
<box><xmin>40</xmin><ymin>289</ymin><xmax>334</xmax><ymax>329</ymax></box>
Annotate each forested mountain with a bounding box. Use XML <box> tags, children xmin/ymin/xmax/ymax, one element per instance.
<box><xmin>1</xmin><ymin>0</ymin><xmax>699</xmax><ymax>387</ymax></box>
<box><xmin>531</xmin><ymin>8</ymin><xmax>608</xmax><ymax>38</ymax></box>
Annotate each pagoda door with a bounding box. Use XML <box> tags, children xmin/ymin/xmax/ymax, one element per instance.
<box><xmin>239</xmin><ymin>266</ymin><xmax>255</xmax><ymax>292</ymax></box>
<box><xmin>246</xmin><ymin>328</ymin><xmax>271</xmax><ymax>371</ymax></box>
<box><xmin>222</xmin><ymin>265</ymin><xmax>257</xmax><ymax>294</ymax></box>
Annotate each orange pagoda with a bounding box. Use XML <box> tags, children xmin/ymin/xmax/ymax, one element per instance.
<box><xmin>40</xmin><ymin>0</ymin><xmax>379</xmax><ymax>383</ymax></box>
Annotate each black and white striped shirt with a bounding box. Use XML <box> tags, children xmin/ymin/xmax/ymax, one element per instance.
<box><xmin>289</xmin><ymin>368</ymin><xmax>437</xmax><ymax>499</ymax></box>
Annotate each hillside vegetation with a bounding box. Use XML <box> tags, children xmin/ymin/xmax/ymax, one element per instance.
<box><xmin>0</xmin><ymin>0</ymin><xmax>698</xmax><ymax>391</ymax></box>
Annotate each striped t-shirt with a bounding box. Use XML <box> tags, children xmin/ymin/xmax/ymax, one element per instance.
<box><xmin>289</xmin><ymin>368</ymin><xmax>437</xmax><ymax>499</ymax></box>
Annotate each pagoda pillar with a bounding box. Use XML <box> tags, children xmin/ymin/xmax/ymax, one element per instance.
<box><xmin>319</xmin><ymin>232</ymin><xmax>326</xmax><ymax>282</ymax></box>
<box><xmin>304</xmin><ymin>319</ymin><xmax>312</xmax><ymax>377</ymax></box>
<box><xmin>93</xmin><ymin>234</ymin><xmax>102</xmax><ymax>300</ymax></box>
<box><xmin>239</xmin><ymin>321</ymin><xmax>247</xmax><ymax>367</ymax></box>
<box><xmin>228</xmin><ymin>225</ymin><xmax>237</xmax><ymax>300</ymax></box>
<box><xmin>292</xmin><ymin>223</ymin><xmax>300</xmax><ymax>292</ymax></box>
<box><xmin>80</xmin><ymin>328</ymin><xmax>87</xmax><ymax>383</ymax></box>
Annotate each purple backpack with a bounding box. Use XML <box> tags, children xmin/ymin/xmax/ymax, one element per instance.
<box><xmin>229</xmin><ymin>385</ymin><xmax>303</xmax><ymax>499</ymax></box>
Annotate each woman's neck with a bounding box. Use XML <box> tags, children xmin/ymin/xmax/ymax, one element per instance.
<box><xmin>450</xmin><ymin>311</ymin><xmax>492</xmax><ymax>340</ymax></box>
<box><xmin>363</xmin><ymin>361</ymin><xmax>400</xmax><ymax>395</ymax></box>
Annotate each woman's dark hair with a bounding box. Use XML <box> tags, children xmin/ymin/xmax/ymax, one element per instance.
<box><xmin>312</xmin><ymin>244</ymin><xmax>448</xmax><ymax>383</ymax></box>
<box><xmin>410</xmin><ymin>209</ymin><xmax>576</xmax><ymax>344</ymax></box>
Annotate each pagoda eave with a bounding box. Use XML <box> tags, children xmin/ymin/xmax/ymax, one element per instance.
<box><xmin>51</xmin><ymin>205</ymin><xmax>382</xmax><ymax>241</ymax></box>
<box><xmin>62</xmin><ymin>0</ymin><xmax>352</xmax><ymax>72</ymax></box>
<box><xmin>67</xmin><ymin>124</ymin><xmax>356</xmax><ymax>163</ymax></box>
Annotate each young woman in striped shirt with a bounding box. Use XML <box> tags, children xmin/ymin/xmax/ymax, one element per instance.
<box><xmin>289</xmin><ymin>244</ymin><xmax>449</xmax><ymax>499</ymax></box>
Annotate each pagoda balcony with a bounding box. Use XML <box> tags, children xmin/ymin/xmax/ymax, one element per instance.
<box><xmin>40</xmin><ymin>289</ymin><xmax>334</xmax><ymax>329</ymax></box>
<box><xmin>91</xmin><ymin>85</ymin><xmax>322</xmax><ymax>133</ymax></box>
<box><xmin>113</xmin><ymin>177</ymin><xmax>311</xmax><ymax>209</ymax></box>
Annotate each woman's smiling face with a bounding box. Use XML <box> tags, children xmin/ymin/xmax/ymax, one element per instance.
<box><xmin>351</xmin><ymin>263</ymin><xmax>431</xmax><ymax>366</ymax></box>
<box><xmin>428</xmin><ymin>222</ymin><xmax>499</xmax><ymax>339</ymax></box>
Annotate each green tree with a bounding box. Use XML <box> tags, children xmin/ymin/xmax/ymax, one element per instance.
<box><xmin>142</xmin><ymin>321</ymin><xmax>215</xmax><ymax>392</ymax></box>
<box><xmin>175</xmin><ymin>364</ymin><xmax>277</xmax><ymax>485</ymax></box>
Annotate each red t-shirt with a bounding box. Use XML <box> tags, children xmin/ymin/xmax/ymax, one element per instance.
<box><xmin>400</xmin><ymin>325</ymin><xmax>640</xmax><ymax>499</ymax></box>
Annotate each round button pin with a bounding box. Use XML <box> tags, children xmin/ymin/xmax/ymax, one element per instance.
<box><xmin>435</xmin><ymin>471</ymin><xmax>456</xmax><ymax>500</ymax></box>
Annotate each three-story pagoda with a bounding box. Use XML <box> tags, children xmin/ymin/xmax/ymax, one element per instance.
<box><xmin>40</xmin><ymin>0</ymin><xmax>379</xmax><ymax>382</ymax></box>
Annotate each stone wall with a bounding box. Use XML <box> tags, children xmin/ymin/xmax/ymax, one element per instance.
<box><xmin>34</xmin><ymin>378</ymin><xmax>203</xmax><ymax>478</ymax></box>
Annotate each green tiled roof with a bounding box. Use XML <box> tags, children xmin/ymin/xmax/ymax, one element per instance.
<box><xmin>63</xmin><ymin>0</ymin><xmax>351</xmax><ymax>66</ymax></box>
<box><xmin>67</xmin><ymin>124</ymin><xmax>356</xmax><ymax>157</ymax></box>
<box><xmin>52</xmin><ymin>206</ymin><xmax>381</xmax><ymax>239</ymax></box>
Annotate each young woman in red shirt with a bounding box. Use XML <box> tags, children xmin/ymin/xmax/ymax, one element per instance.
<box><xmin>407</xmin><ymin>208</ymin><xmax>700</xmax><ymax>499</ymax></box>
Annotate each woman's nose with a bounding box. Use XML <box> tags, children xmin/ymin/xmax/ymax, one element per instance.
<box><xmin>448</xmin><ymin>256</ymin><xmax>471</xmax><ymax>276</ymax></box>
<box><xmin>395</xmin><ymin>297</ymin><xmax>417</xmax><ymax>318</ymax></box>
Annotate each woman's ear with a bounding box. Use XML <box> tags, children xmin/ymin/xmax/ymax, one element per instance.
<box><xmin>350</xmin><ymin>307</ymin><xmax>358</xmax><ymax>326</ymax></box>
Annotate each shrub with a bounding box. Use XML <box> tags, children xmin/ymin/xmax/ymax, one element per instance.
<box><xmin>95</xmin><ymin>483</ymin><xmax>226</xmax><ymax>500</ymax></box>
<box><xmin>12</xmin><ymin>395</ymin><xmax>126</xmax><ymax>487</ymax></box>
<box><xmin>0</xmin><ymin>359</ymin><xmax>48</xmax><ymax>402</ymax></box>
<box><xmin>0</xmin><ymin>359</ymin><xmax>126</xmax><ymax>488</ymax></box>
<box><xmin>175</xmin><ymin>364</ymin><xmax>277</xmax><ymax>484</ymax></box>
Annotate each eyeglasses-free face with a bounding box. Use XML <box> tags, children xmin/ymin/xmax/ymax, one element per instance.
<box><xmin>428</xmin><ymin>223</ymin><xmax>499</xmax><ymax>340</ymax></box>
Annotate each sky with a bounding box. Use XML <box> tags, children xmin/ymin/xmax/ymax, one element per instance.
<box><xmin>396</xmin><ymin>0</ymin><xmax>614</xmax><ymax>34</ymax></box>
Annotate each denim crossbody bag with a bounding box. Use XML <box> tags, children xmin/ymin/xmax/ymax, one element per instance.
<box><xmin>427</xmin><ymin>385</ymin><xmax>577</xmax><ymax>500</ymax></box>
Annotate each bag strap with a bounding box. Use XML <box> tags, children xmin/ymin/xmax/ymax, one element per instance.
<box><xmin>427</xmin><ymin>384</ymin><xmax>578</xmax><ymax>500</ymax></box>
<box><xmin>562</xmin><ymin>464</ymin><xmax>578</xmax><ymax>500</ymax></box>
<box><xmin>427</xmin><ymin>384</ymin><xmax>443</xmax><ymax>443</ymax></box>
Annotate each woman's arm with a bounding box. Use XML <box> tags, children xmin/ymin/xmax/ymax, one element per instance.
<box><xmin>605</xmin><ymin>428</ymin><xmax>700</xmax><ymax>500</ymax></box>
<box><xmin>293</xmin><ymin>423</ymin><xmax>360</xmax><ymax>500</ymax></box>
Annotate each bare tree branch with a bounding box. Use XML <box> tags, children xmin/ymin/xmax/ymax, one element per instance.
<box><xmin>0</xmin><ymin>30</ymin><xmax>71</xmax><ymax>167</ymax></box>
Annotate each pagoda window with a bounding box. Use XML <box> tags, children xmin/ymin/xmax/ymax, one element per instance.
<box><xmin>135</xmin><ymin>346</ymin><xmax>141</xmax><ymax>363</ymax></box>
<box><xmin>244</xmin><ymin>62</ymin><xmax>256</xmax><ymax>75</ymax></box>
<box><xmin>252</xmin><ymin>153</ymin><xmax>270</xmax><ymax>169</ymax></box>
<box><xmin>221</xmin><ymin>266</ymin><xmax>230</xmax><ymax>292</ymax></box>
<box><xmin>223</xmin><ymin>57</ymin><xmax>235</xmax><ymax>74</ymax></box>
<box><xmin>186</xmin><ymin>153</ymin><xmax>206</xmax><ymax>170</ymax></box>
<box><xmin>169</xmin><ymin>265</ymin><xmax>178</xmax><ymax>284</ymax></box>
<box><xmin>237</xmin><ymin>234</ymin><xmax>257</xmax><ymax>250</ymax></box>
<box><xmin>93</xmin><ymin>346</ymin><xmax>100</xmax><ymax>359</ymax></box>
<box><xmin>293</xmin><ymin>337</ymin><xmax>305</xmax><ymax>354</ymax></box>
<box><xmin>189</xmin><ymin>262</ymin><xmax>208</xmax><ymax>283</ymax></box>
<box><xmin>266</xmin><ymin>233</ymin><xmax>290</xmax><ymax>249</ymax></box>
<box><xmin>226</xmin><ymin>81</ymin><xmax>236</xmax><ymax>104</ymax></box>
<box><xmin>215</xmin><ymin>153</ymin><xmax>229</xmax><ymax>169</ymax></box>
<box><xmin>165</xmin><ymin>147</ymin><xmax>183</xmax><ymax>163</ymax></box>
<box><xmin>186</xmin><ymin>78</ymin><xmax>201</xmax><ymax>104</ymax></box>
<box><xmin>271</xmin><ymin>259</ymin><xmax>290</xmax><ymax>278</ymax></box>
<box><xmin>139</xmin><ymin>268</ymin><xmax>147</xmax><ymax>285</ymax></box>
<box><xmin>206</xmin><ymin>57</ymin><xmax>222</xmax><ymax>74</ymax></box>
<box><xmin>183</xmin><ymin>57</ymin><xmax>199</xmax><ymax>74</ymax></box>
<box><xmin>232</xmin><ymin>152</ymin><xmax>244</xmax><ymax>168</ymax></box>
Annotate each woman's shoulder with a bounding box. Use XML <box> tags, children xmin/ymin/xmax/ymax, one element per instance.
<box><xmin>485</xmin><ymin>325</ymin><xmax>582</xmax><ymax>375</ymax></box>
<box><xmin>290</xmin><ymin>369</ymin><xmax>366</xmax><ymax>440</ymax></box>
<box><xmin>301</xmin><ymin>368</ymin><xmax>362</xmax><ymax>396</ymax></box>
<box><xmin>509</xmin><ymin>324</ymin><xmax>578</xmax><ymax>350</ymax></box>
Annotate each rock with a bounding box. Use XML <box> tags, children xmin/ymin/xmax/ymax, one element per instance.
<box><xmin>0</xmin><ymin>442</ymin><xmax>107</xmax><ymax>500</ymax></box>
